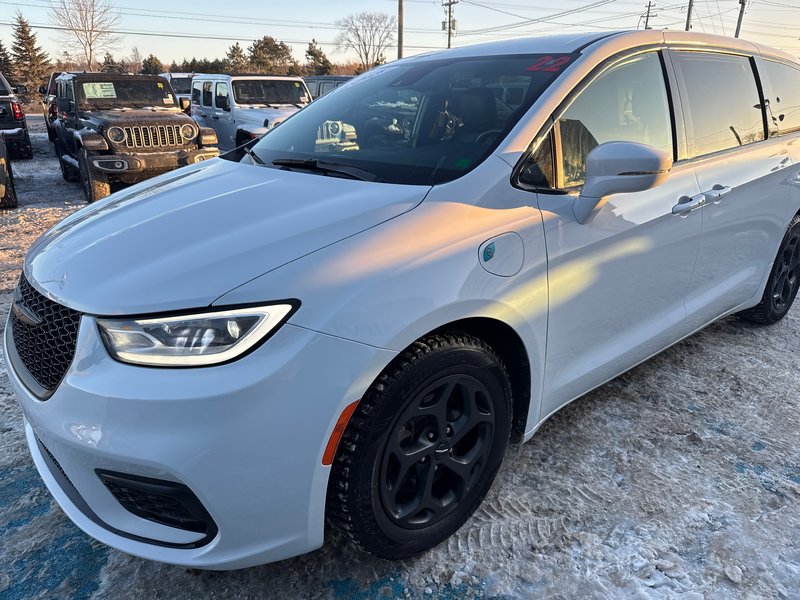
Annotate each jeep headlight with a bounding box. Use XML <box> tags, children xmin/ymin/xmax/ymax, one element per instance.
<box><xmin>106</xmin><ymin>126</ymin><xmax>126</xmax><ymax>144</ymax></box>
<box><xmin>97</xmin><ymin>303</ymin><xmax>296</xmax><ymax>367</ymax></box>
<box><xmin>180</xmin><ymin>123</ymin><xmax>197</xmax><ymax>140</ymax></box>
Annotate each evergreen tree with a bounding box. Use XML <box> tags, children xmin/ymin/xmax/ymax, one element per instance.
<box><xmin>0</xmin><ymin>40</ymin><xmax>12</xmax><ymax>77</ymax></box>
<box><xmin>248</xmin><ymin>36</ymin><xmax>293</xmax><ymax>74</ymax></box>
<box><xmin>305</xmin><ymin>39</ymin><xmax>332</xmax><ymax>75</ymax></box>
<box><xmin>11</xmin><ymin>12</ymin><xmax>50</xmax><ymax>94</ymax></box>
<box><xmin>225</xmin><ymin>43</ymin><xmax>248</xmax><ymax>73</ymax></box>
<box><xmin>101</xmin><ymin>51</ymin><xmax>121</xmax><ymax>73</ymax></box>
<box><xmin>140</xmin><ymin>53</ymin><xmax>163</xmax><ymax>75</ymax></box>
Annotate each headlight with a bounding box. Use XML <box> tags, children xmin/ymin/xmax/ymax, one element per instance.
<box><xmin>180</xmin><ymin>123</ymin><xmax>197</xmax><ymax>140</ymax></box>
<box><xmin>106</xmin><ymin>126</ymin><xmax>126</xmax><ymax>144</ymax></box>
<box><xmin>96</xmin><ymin>304</ymin><xmax>296</xmax><ymax>367</ymax></box>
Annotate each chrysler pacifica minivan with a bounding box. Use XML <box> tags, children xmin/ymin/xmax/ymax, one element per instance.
<box><xmin>7</xmin><ymin>30</ymin><xmax>800</xmax><ymax>569</ymax></box>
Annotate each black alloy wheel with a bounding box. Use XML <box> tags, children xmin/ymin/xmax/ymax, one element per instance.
<box><xmin>378</xmin><ymin>373</ymin><xmax>496</xmax><ymax>530</ymax></box>
<box><xmin>771</xmin><ymin>225</ymin><xmax>800</xmax><ymax>314</ymax></box>
<box><xmin>740</xmin><ymin>214</ymin><xmax>800</xmax><ymax>324</ymax></box>
<box><xmin>327</xmin><ymin>332</ymin><xmax>512</xmax><ymax>560</ymax></box>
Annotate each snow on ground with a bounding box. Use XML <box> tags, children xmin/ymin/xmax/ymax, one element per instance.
<box><xmin>0</xmin><ymin>120</ymin><xmax>798</xmax><ymax>599</ymax></box>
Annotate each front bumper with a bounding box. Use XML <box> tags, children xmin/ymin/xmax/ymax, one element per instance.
<box><xmin>92</xmin><ymin>147</ymin><xmax>220</xmax><ymax>174</ymax></box>
<box><xmin>5</xmin><ymin>310</ymin><xmax>395</xmax><ymax>569</ymax></box>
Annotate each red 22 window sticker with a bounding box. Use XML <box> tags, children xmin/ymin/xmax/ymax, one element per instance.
<box><xmin>527</xmin><ymin>55</ymin><xmax>573</xmax><ymax>72</ymax></box>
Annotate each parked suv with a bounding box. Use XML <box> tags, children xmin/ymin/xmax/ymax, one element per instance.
<box><xmin>52</xmin><ymin>72</ymin><xmax>219</xmax><ymax>202</ymax></box>
<box><xmin>0</xmin><ymin>73</ymin><xmax>32</xmax><ymax>159</ymax></box>
<box><xmin>303</xmin><ymin>75</ymin><xmax>352</xmax><ymax>99</ymax></box>
<box><xmin>191</xmin><ymin>74</ymin><xmax>311</xmax><ymax>150</ymax></box>
<box><xmin>160</xmin><ymin>72</ymin><xmax>193</xmax><ymax>106</ymax></box>
<box><xmin>7</xmin><ymin>31</ymin><xmax>800</xmax><ymax>569</ymax></box>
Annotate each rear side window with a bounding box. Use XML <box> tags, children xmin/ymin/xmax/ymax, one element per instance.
<box><xmin>202</xmin><ymin>82</ymin><xmax>213</xmax><ymax>107</ymax></box>
<box><xmin>215</xmin><ymin>82</ymin><xmax>229</xmax><ymax>109</ymax></box>
<box><xmin>676</xmin><ymin>52</ymin><xmax>764</xmax><ymax>157</ymax></box>
<box><xmin>192</xmin><ymin>81</ymin><xmax>201</xmax><ymax>105</ymax></box>
<box><xmin>320</xmin><ymin>81</ymin><xmax>334</xmax><ymax>96</ymax></box>
<box><xmin>558</xmin><ymin>52</ymin><xmax>673</xmax><ymax>188</ymax></box>
<box><xmin>760</xmin><ymin>59</ymin><xmax>800</xmax><ymax>136</ymax></box>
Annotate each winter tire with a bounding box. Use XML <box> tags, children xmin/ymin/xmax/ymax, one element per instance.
<box><xmin>78</xmin><ymin>148</ymin><xmax>111</xmax><ymax>203</ymax></box>
<box><xmin>327</xmin><ymin>331</ymin><xmax>512</xmax><ymax>560</ymax></box>
<box><xmin>0</xmin><ymin>154</ymin><xmax>18</xmax><ymax>209</ymax></box>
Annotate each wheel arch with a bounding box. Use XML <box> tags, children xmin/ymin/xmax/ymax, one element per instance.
<box><xmin>428</xmin><ymin>316</ymin><xmax>532</xmax><ymax>443</ymax></box>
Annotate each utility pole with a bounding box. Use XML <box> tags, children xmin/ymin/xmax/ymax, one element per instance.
<box><xmin>685</xmin><ymin>0</ymin><xmax>694</xmax><ymax>31</ymax></box>
<box><xmin>443</xmin><ymin>0</ymin><xmax>458</xmax><ymax>49</ymax></box>
<box><xmin>644</xmin><ymin>1</ymin><xmax>654</xmax><ymax>29</ymax></box>
<box><xmin>398</xmin><ymin>0</ymin><xmax>404</xmax><ymax>59</ymax></box>
<box><xmin>735</xmin><ymin>0</ymin><xmax>747</xmax><ymax>38</ymax></box>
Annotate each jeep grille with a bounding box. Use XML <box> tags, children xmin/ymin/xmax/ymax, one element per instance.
<box><xmin>122</xmin><ymin>125</ymin><xmax>186</xmax><ymax>148</ymax></box>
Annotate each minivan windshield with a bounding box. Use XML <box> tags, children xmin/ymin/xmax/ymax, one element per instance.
<box><xmin>76</xmin><ymin>78</ymin><xmax>177</xmax><ymax>110</ymax></box>
<box><xmin>242</xmin><ymin>53</ymin><xmax>576</xmax><ymax>185</ymax></box>
<box><xmin>232</xmin><ymin>79</ymin><xmax>310</xmax><ymax>105</ymax></box>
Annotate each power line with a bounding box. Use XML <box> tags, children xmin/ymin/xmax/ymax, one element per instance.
<box><xmin>0</xmin><ymin>20</ymin><xmax>443</xmax><ymax>50</ymax></box>
<box><xmin>460</xmin><ymin>0</ymin><xmax>618</xmax><ymax>35</ymax></box>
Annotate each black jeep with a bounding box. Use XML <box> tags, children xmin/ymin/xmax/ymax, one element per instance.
<box><xmin>53</xmin><ymin>72</ymin><xmax>219</xmax><ymax>202</ymax></box>
<box><xmin>0</xmin><ymin>72</ymin><xmax>33</xmax><ymax>160</ymax></box>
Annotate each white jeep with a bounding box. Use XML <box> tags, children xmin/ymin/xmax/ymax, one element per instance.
<box><xmin>191</xmin><ymin>74</ymin><xmax>311</xmax><ymax>150</ymax></box>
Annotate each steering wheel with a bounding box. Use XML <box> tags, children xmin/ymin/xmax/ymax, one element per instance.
<box><xmin>475</xmin><ymin>129</ymin><xmax>504</xmax><ymax>145</ymax></box>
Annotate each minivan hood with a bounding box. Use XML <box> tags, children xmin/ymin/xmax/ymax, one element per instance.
<box><xmin>25</xmin><ymin>158</ymin><xmax>429</xmax><ymax>315</ymax></box>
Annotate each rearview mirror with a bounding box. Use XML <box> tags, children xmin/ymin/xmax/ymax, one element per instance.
<box><xmin>38</xmin><ymin>85</ymin><xmax>47</xmax><ymax>95</ymax></box>
<box><xmin>574</xmin><ymin>141</ymin><xmax>671</xmax><ymax>224</ymax></box>
<box><xmin>13</xmin><ymin>85</ymin><xmax>28</xmax><ymax>95</ymax></box>
<box><xmin>179</xmin><ymin>97</ymin><xmax>191</xmax><ymax>111</ymax></box>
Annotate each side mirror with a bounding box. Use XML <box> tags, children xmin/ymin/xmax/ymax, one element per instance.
<box><xmin>38</xmin><ymin>85</ymin><xmax>47</xmax><ymax>95</ymax></box>
<box><xmin>179</xmin><ymin>97</ymin><xmax>191</xmax><ymax>111</ymax></box>
<box><xmin>14</xmin><ymin>85</ymin><xmax>28</xmax><ymax>95</ymax></box>
<box><xmin>574</xmin><ymin>141</ymin><xmax>671</xmax><ymax>224</ymax></box>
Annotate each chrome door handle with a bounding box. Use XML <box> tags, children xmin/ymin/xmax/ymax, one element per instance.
<box><xmin>704</xmin><ymin>184</ymin><xmax>732</xmax><ymax>204</ymax></box>
<box><xmin>672</xmin><ymin>193</ymin><xmax>706</xmax><ymax>215</ymax></box>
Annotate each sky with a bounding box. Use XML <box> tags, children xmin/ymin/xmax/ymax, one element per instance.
<box><xmin>0</xmin><ymin>0</ymin><xmax>798</xmax><ymax>66</ymax></box>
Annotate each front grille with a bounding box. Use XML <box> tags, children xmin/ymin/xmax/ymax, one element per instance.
<box><xmin>123</xmin><ymin>124</ymin><xmax>186</xmax><ymax>148</ymax></box>
<box><xmin>10</xmin><ymin>274</ymin><xmax>81</xmax><ymax>394</ymax></box>
<box><xmin>98</xmin><ymin>471</ymin><xmax>215</xmax><ymax>534</ymax></box>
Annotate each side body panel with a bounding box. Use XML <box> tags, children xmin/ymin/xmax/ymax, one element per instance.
<box><xmin>215</xmin><ymin>157</ymin><xmax>550</xmax><ymax>435</ymax></box>
<box><xmin>537</xmin><ymin>162</ymin><xmax>702</xmax><ymax>417</ymax></box>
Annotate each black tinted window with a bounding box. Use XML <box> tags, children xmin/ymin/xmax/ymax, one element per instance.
<box><xmin>760</xmin><ymin>59</ymin><xmax>800</xmax><ymax>136</ymax></box>
<box><xmin>202</xmin><ymin>82</ymin><xmax>212</xmax><ymax>107</ymax></box>
<box><xmin>559</xmin><ymin>52</ymin><xmax>673</xmax><ymax>188</ymax></box>
<box><xmin>676</xmin><ymin>52</ymin><xmax>764</xmax><ymax>157</ymax></box>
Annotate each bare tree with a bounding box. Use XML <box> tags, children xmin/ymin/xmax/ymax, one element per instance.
<box><xmin>49</xmin><ymin>0</ymin><xmax>120</xmax><ymax>69</ymax></box>
<box><xmin>335</xmin><ymin>12</ymin><xmax>396</xmax><ymax>72</ymax></box>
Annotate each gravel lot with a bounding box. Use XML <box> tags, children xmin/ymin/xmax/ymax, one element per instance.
<box><xmin>1</xmin><ymin>119</ymin><xmax>799</xmax><ymax>599</ymax></box>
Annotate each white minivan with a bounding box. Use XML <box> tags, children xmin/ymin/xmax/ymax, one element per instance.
<box><xmin>7</xmin><ymin>31</ymin><xmax>800</xmax><ymax>569</ymax></box>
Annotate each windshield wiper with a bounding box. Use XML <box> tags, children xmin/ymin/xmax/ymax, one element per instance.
<box><xmin>271</xmin><ymin>158</ymin><xmax>379</xmax><ymax>182</ymax></box>
<box><xmin>243</xmin><ymin>146</ymin><xmax>265</xmax><ymax>165</ymax></box>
